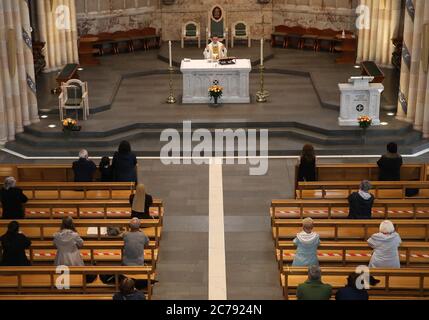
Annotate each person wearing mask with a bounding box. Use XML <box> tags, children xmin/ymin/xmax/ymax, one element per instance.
<box><xmin>72</xmin><ymin>149</ymin><xmax>97</xmax><ymax>182</ymax></box>
<box><xmin>111</xmin><ymin>141</ymin><xmax>137</xmax><ymax>182</ymax></box>
<box><xmin>0</xmin><ymin>221</ymin><xmax>31</xmax><ymax>266</ymax></box>
<box><xmin>0</xmin><ymin>177</ymin><xmax>28</xmax><ymax>220</ymax></box>
<box><xmin>129</xmin><ymin>184</ymin><xmax>153</xmax><ymax>220</ymax></box>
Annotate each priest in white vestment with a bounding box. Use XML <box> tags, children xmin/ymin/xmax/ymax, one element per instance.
<box><xmin>203</xmin><ymin>37</ymin><xmax>227</xmax><ymax>60</ymax></box>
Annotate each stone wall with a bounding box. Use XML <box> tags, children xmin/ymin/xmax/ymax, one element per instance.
<box><xmin>75</xmin><ymin>0</ymin><xmax>358</xmax><ymax>39</ymax></box>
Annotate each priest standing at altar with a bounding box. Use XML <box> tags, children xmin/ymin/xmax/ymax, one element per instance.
<box><xmin>203</xmin><ymin>37</ymin><xmax>227</xmax><ymax>60</ymax></box>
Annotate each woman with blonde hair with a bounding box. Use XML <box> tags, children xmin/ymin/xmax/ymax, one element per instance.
<box><xmin>129</xmin><ymin>184</ymin><xmax>153</xmax><ymax>219</ymax></box>
<box><xmin>292</xmin><ymin>217</ymin><xmax>320</xmax><ymax>267</ymax></box>
<box><xmin>368</xmin><ymin>220</ymin><xmax>402</xmax><ymax>268</ymax></box>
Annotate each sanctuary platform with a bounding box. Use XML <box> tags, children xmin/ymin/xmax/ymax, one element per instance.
<box><xmin>6</xmin><ymin>44</ymin><xmax>428</xmax><ymax>158</ymax></box>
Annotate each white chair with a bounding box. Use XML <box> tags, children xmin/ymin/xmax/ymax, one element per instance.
<box><xmin>58</xmin><ymin>79</ymin><xmax>89</xmax><ymax>121</ymax></box>
<box><xmin>181</xmin><ymin>21</ymin><xmax>201</xmax><ymax>48</ymax></box>
<box><xmin>231</xmin><ymin>21</ymin><xmax>251</xmax><ymax>48</ymax></box>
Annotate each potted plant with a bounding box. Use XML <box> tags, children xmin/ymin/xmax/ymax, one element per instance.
<box><xmin>208</xmin><ymin>81</ymin><xmax>223</xmax><ymax>106</ymax></box>
<box><xmin>357</xmin><ymin>115</ymin><xmax>372</xmax><ymax>144</ymax></box>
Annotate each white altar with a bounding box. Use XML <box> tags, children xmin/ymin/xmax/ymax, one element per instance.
<box><xmin>338</xmin><ymin>76</ymin><xmax>384</xmax><ymax>126</ymax></box>
<box><xmin>180</xmin><ymin>59</ymin><xmax>251</xmax><ymax>104</ymax></box>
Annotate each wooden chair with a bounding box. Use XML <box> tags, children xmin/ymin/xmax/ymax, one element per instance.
<box><xmin>231</xmin><ymin>21</ymin><xmax>251</xmax><ymax>48</ymax></box>
<box><xmin>58</xmin><ymin>79</ymin><xmax>89</xmax><ymax>121</ymax></box>
<box><xmin>181</xmin><ymin>21</ymin><xmax>201</xmax><ymax>48</ymax></box>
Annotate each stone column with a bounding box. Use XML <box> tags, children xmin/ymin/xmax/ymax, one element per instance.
<box><xmin>396</xmin><ymin>0</ymin><xmax>414</xmax><ymax>120</ymax></box>
<box><xmin>36</xmin><ymin>0</ymin><xmax>79</xmax><ymax>71</ymax></box>
<box><xmin>406</xmin><ymin>0</ymin><xmax>424</xmax><ymax>123</ymax></box>
<box><xmin>0</xmin><ymin>0</ymin><xmax>39</xmax><ymax>144</ymax></box>
<box><xmin>357</xmin><ymin>0</ymin><xmax>401</xmax><ymax>66</ymax></box>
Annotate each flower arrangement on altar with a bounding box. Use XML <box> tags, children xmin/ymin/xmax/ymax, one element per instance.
<box><xmin>62</xmin><ymin>118</ymin><xmax>78</xmax><ymax>131</ymax></box>
<box><xmin>208</xmin><ymin>80</ymin><xmax>223</xmax><ymax>105</ymax></box>
<box><xmin>357</xmin><ymin>115</ymin><xmax>372</xmax><ymax>129</ymax></box>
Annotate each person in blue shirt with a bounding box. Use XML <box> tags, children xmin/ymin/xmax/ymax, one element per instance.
<box><xmin>292</xmin><ymin>217</ymin><xmax>320</xmax><ymax>267</ymax></box>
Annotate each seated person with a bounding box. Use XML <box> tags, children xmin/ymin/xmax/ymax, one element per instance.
<box><xmin>368</xmin><ymin>220</ymin><xmax>402</xmax><ymax>268</ymax></box>
<box><xmin>335</xmin><ymin>272</ymin><xmax>369</xmax><ymax>300</ymax></box>
<box><xmin>0</xmin><ymin>177</ymin><xmax>28</xmax><ymax>219</ymax></box>
<box><xmin>292</xmin><ymin>218</ymin><xmax>320</xmax><ymax>267</ymax></box>
<box><xmin>72</xmin><ymin>149</ymin><xmax>97</xmax><ymax>182</ymax></box>
<box><xmin>123</xmin><ymin>218</ymin><xmax>149</xmax><ymax>266</ymax></box>
<box><xmin>297</xmin><ymin>144</ymin><xmax>316</xmax><ymax>182</ymax></box>
<box><xmin>129</xmin><ymin>184</ymin><xmax>153</xmax><ymax>220</ymax></box>
<box><xmin>203</xmin><ymin>36</ymin><xmax>227</xmax><ymax>60</ymax></box>
<box><xmin>297</xmin><ymin>265</ymin><xmax>332</xmax><ymax>300</ymax></box>
<box><xmin>0</xmin><ymin>221</ymin><xmax>31</xmax><ymax>266</ymax></box>
<box><xmin>377</xmin><ymin>142</ymin><xmax>403</xmax><ymax>181</ymax></box>
<box><xmin>99</xmin><ymin>156</ymin><xmax>113</xmax><ymax>182</ymax></box>
<box><xmin>53</xmin><ymin>217</ymin><xmax>84</xmax><ymax>266</ymax></box>
<box><xmin>113</xmin><ymin>277</ymin><xmax>145</xmax><ymax>300</ymax></box>
<box><xmin>348</xmin><ymin>180</ymin><xmax>374</xmax><ymax>219</ymax></box>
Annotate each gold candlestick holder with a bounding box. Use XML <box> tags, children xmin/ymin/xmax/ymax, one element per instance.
<box><xmin>256</xmin><ymin>64</ymin><xmax>269</xmax><ymax>103</ymax></box>
<box><xmin>166</xmin><ymin>66</ymin><xmax>176</xmax><ymax>104</ymax></box>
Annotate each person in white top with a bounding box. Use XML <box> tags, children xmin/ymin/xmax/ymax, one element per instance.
<box><xmin>203</xmin><ymin>37</ymin><xmax>227</xmax><ymax>60</ymax></box>
<box><xmin>368</xmin><ymin>220</ymin><xmax>402</xmax><ymax>268</ymax></box>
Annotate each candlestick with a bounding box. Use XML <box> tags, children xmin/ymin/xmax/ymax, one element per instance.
<box><xmin>166</xmin><ymin>66</ymin><xmax>176</xmax><ymax>104</ymax></box>
<box><xmin>260</xmin><ymin>38</ymin><xmax>264</xmax><ymax>66</ymax></box>
<box><xmin>168</xmin><ymin>40</ymin><xmax>172</xmax><ymax>68</ymax></box>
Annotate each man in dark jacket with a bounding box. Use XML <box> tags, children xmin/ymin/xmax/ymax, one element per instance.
<box><xmin>336</xmin><ymin>273</ymin><xmax>369</xmax><ymax>300</ymax></box>
<box><xmin>296</xmin><ymin>265</ymin><xmax>332</xmax><ymax>300</ymax></box>
<box><xmin>72</xmin><ymin>149</ymin><xmax>97</xmax><ymax>182</ymax></box>
<box><xmin>377</xmin><ymin>142</ymin><xmax>403</xmax><ymax>181</ymax></box>
<box><xmin>0</xmin><ymin>177</ymin><xmax>28</xmax><ymax>219</ymax></box>
<box><xmin>348</xmin><ymin>180</ymin><xmax>374</xmax><ymax>219</ymax></box>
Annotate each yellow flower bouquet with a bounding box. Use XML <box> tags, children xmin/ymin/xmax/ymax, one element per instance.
<box><xmin>62</xmin><ymin>118</ymin><xmax>78</xmax><ymax>131</ymax></box>
<box><xmin>357</xmin><ymin>115</ymin><xmax>372</xmax><ymax>129</ymax></box>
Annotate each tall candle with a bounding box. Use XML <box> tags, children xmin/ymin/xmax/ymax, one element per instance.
<box><xmin>260</xmin><ymin>38</ymin><xmax>264</xmax><ymax>66</ymax></box>
<box><xmin>169</xmin><ymin>40</ymin><xmax>172</xmax><ymax>68</ymax></box>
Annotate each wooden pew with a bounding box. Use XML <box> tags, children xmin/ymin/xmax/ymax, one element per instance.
<box><xmin>270</xmin><ymin>199</ymin><xmax>429</xmax><ymax>221</ymax></box>
<box><xmin>300</xmin><ymin>163</ymin><xmax>426</xmax><ymax>182</ymax></box>
<box><xmin>0</xmin><ymin>199</ymin><xmax>163</xmax><ymax>221</ymax></box>
<box><xmin>16</xmin><ymin>182</ymin><xmax>135</xmax><ymax>200</ymax></box>
<box><xmin>0</xmin><ymin>241</ymin><xmax>158</xmax><ymax>269</ymax></box>
<box><xmin>0</xmin><ymin>266</ymin><xmax>155</xmax><ymax>299</ymax></box>
<box><xmin>296</xmin><ymin>181</ymin><xmax>429</xmax><ymax>199</ymax></box>
<box><xmin>272</xmin><ymin>219</ymin><xmax>429</xmax><ymax>245</ymax></box>
<box><xmin>0</xmin><ymin>220</ymin><xmax>161</xmax><ymax>244</ymax></box>
<box><xmin>280</xmin><ymin>267</ymin><xmax>429</xmax><ymax>300</ymax></box>
<box><xmin>276</xmin><ymin>241</ymin><xmax>429</xmax><ymax>269</ymax></box>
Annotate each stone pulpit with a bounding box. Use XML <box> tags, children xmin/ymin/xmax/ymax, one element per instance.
<box><xmin>338</xmin><ymin>76</ymin><xmax>384</xmax><ymax>126</ymax></box>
